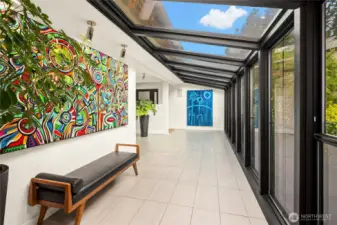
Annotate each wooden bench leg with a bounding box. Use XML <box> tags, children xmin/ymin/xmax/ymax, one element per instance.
<box><xmin>133</xmin><ymin>163</ymin><xmax>139</xmax><ymax>176</ymax></box>
<box><xmin>75</xmin><ymin>203</ymin><xmax>86</xmax><ymax>225</ymax></box>
<box><xmin>37</xmin><ymin>206</ymin><xmax>48</xmax><ymax>225</ymax></box>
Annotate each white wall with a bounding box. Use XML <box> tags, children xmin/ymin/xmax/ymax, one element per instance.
<box><xmin>0</xmin><ymin>70</ymin><xmax>136</xmax><ymax>225</ymax></box>
<box><xmin>136</xmin><ymin>82</ymin><xmax>169</xmax><ymax>135</ymax></box>
<box><xmin>169</xmin><ymin>84</ymin><xmax>225</xmax><ymax>131</ymax></box>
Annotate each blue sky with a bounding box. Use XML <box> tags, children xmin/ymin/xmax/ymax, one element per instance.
<box><xmin>162</xmin><ymin>2</ymin><xmax>266</xmax><ymax>56</ymax></box>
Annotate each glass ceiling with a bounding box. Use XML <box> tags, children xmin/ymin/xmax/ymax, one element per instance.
<box><xmin>148</xmin><ymin>37</ymin><xmax>251</xmax><ymax>59</ymax></box>
<box><xmin>113</xmin><ymin>0</ymin><xmax>281</xmax><ymax>40</ymax></box>
<box><xmin>164</xmin><ymin>55</ymin><xmax>240</xmax><ymax>71</ymax></box>
<box><xmin>110</xmin><ymin>0</ymin><xmax>283</xmax><ymax>86</ymax></box>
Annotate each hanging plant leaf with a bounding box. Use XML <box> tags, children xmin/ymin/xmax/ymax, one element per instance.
<box><xmin>4</xmin><ymin>113</ymin><xmax>14</xmax><ymax>122</ymax></box>
<box><xmin>0</xmin><ymin>90</ymin><xmax>12</xmax><ymax>110</ymax></box>
<box><xmin>8</xmin><ymin>89</ymin><xmax>17</xmax><ymax>106</ymax></box>
<box><xmin>4</xmin><ymin>36</ymin><xmax>13</xmax><ymax>53</ymax></box>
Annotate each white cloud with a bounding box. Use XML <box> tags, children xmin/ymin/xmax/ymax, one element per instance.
<box><xmin>200</xmin><ymin>6</ymin><xmax>248</xmax><ymax>30</ymax></box>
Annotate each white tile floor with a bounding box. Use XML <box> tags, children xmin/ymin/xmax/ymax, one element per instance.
<box><xmin>45</xmin><ymin>130</ymin><xmax>268</xmax><ymax>225</ymax></box>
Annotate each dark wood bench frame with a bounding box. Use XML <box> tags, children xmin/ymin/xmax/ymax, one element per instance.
<box><xmin>28</xmin><ymin>144</ymin><xmax>140</xmax><ymax>225</ymax></box>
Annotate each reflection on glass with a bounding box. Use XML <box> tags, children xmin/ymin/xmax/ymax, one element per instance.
<box><xmin>228</xmin><ymin>88</ymin><xmax>232</xmax><ymax>138</ymax></box>
<box><xmin>324</xmin><ymin>144</ymin><xmax>337</xmax><ymax>225</ymax></box>
<box><xmin>148</xmin><ymin>37</ymin><xmax>251</xmax><ymax>59</ymax></box>
<box><xmin>113</xmin><ymin>0</ymin><xmax>281</xmax><ymax>39</ymax></box>
<box><xmin>271</xmin><ymin>31</ymin><xmax>295</xmax><ymax>217</ymax></box>
<box><xmin>325</xmin><ymin>2</ymin><xmax>337</xmax><ymax>224</ymax></box>
<box><xmin>232</xmin><ymin>84</ymin><xmax>236</xmax><ymax>143</ymax></box>
<box><xmin>234</xmin><ymin>82</ymin><xmax>237</xmax><ymax>143</ymax></box>
<box><xmin>138</xmin><ymin>91</ymin><xmax>150</xmax><ymax>100</ymax></box>
<box><xmin>251</xmin><ymin>63</ymin><xmax>259</xmax><ymax>173</ymax></box>
<box><xmin>164</xmin><ymin>55</ymin><xmax>240</xmax><ymax>71</ymax></box>
<box><xmin>241</xmin><ymin>75</ymin><xmax>245</xmax><ymax>157</ymax></box>
<box><xmin>325</xmin><ymin>0</ymin><xmax>337</xmax><ymax>136</ymax></box>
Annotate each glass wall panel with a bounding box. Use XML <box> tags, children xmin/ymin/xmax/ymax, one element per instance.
<box><xmin>325</xmin><ymin>0</ymin><xmax>337</xmax><ymax>136</ymax></box>
<box><xmin>225</xmin><ymin>90</ymin><xmax>228</xmax><ymax>133</ymax></box>
<box><xmin>251</xmin><ymin>63</ymin><xmax>259</xmax><ymax>173</ymax></box>
<box><xmin>325</xmin><ymin>1</ymin><xmax>337</xmax><ymax>223</ymax></box>
<box><xmin>229</xmin><ymin>87</ymin><xmax>232</xmax><ymax>138</ymax></box>
<box><xmin>235</xmin><ymin>81</ymin><xmax>238</xmax><ymax>144</ymax></box>
<box><xmin>270</xmin><ymin>31</ymin><xmax>295</xmax><ymax>216</ymax></box>
<box><xmin>232</xmin><ymin>84</ymin><xmax>236</xmax><ymax>143</ymax></box>
<box><xmin>241</xmin><ymin>75</ymin><xmax>245</xmax><ymax>157</ymax></box>
<box><xmin>323</xmin><ymin>143</ymin><xmax>337</xmax><ymax>225</ymax></box>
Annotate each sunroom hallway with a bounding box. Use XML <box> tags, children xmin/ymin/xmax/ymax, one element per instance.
<box><xmin>45</xmin><ymin>130</ymin><xmax>267</xmax><ymax>225</ymax></box>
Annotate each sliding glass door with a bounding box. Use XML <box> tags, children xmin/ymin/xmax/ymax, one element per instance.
<box><xmin>231</xmin><ymin>82</ymin><xmax>237</xmax><ymax>144</ymax></box>
<box><xmin>240</xmin><ymin>75</ymin><xmax>245</xmax><ymax>157</ymax></box>
<box><xmin>251</xmin><ymin>63</ymin><xmax>260</xmax><ymax>174</ymax></box>
<box><xmin>234</xmin><ymin>81</ymin><xmax>238</xmax><ymax>144</ymax></box>
<box><xmin>270</xmin><ymin>30</ymin><xmax>295</xmax><ymax>216</ymax></box>
<box><xmin>324</xmin><ymin>1</ymin><xmax>337</xmax><ymax>223</ymax></box>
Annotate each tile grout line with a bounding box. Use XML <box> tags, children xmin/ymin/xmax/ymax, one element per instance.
<box><xmin>126</xmin><ymin>199</ymin><xmax>146</xmax><ymax>225</ymax></box>
<box><xmin>214</xmin><ymin>133</ymin><xmax>223</xmax><ymax>225</ymax></box>
<box><xmin>189</xmin><ymin>140</ymin><xmax>209</xmax><ymax>225</ymax></box>
<box><xmin>159</xmin><ymin>136</ymin><xmax>194</xmax><ymax>225</ymax></box>
<box><xmin>223</xmin><ymin>135</ymin><xmax>253</xmax><ymax>225</ymax></box>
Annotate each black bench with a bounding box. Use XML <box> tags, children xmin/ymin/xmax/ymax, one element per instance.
<box><xmin>28</xmin><ymin>144</ymin><xmax>140</xmax><ymax>225</ymax></box>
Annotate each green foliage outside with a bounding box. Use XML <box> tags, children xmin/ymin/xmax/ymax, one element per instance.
<box><xmin>325</xmin><ymin>0</ymin><xmax>337</xmax><ymax>135</ymax></box>
<box><xmin>325</xmin><ymin>50</ymin><xmax>337</xmax><ymax>135</ymax></box>
<box><xmin>136</xmin><ymin>99</ymin><xmax>156</xmax><ymax>117</ymax></box>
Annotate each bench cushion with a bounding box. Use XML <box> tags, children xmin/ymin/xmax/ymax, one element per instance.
<box><xmin>36</xmin><ymin>173</ymin><xmax>84</xmax><ymax>194</ymax></box>
<box><xmin>37</xmin><ymin>151</ymin><xmax>138</xmax><ymax>204</ymax></box>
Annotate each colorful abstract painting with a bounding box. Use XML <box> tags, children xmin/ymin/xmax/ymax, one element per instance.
<box><xmin>187</xmin><ymin>90</ymin><xmax>213</xmax><ymax>127</ymax></box>
<box><xmin>0</xmin><ymin>15</ymin><xmax>128</xmax><ymax>154</ymax></box>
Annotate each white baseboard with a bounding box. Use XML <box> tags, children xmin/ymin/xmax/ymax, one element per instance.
<box><xmin>171</xmin><ymin>127</ymin><xmax>224</xmax><ymax>131</ymax></box>
<box><xmin>136</xmin><ymin>130</ymin><xmax>169</xmax><ymax>135</ymax></box>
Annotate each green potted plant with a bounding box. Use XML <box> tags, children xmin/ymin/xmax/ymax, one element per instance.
<box><xmin>0</xmin><ymin>165</ymin><xmax>8</xmax><ymax>225</ymax></box>
<box><xmin>136</xmin><ymin>99</ymin><xmax>156</xmax><ymax>137</ymax></box>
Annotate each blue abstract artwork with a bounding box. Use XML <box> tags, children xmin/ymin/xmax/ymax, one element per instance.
<box><xmin>187</xmin><ymin>90</ymin><xmax>213</xmax><ymax>126</ymax></box>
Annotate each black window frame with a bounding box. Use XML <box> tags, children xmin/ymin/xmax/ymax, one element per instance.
<box><xmin>136</xmin><ymin>89</ymin><xmax>159</xmax><ymax>104</ymax></box>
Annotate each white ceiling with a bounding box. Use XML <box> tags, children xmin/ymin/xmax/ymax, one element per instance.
<box><xmin>32</xmin><ymin>0</ymin><xmax>183</xmax><ymax>85</ymax></box>
<box><xmin>136</xmin><ymin>74</ymin><xmax>163</xmax><ymax>83</ymax></box>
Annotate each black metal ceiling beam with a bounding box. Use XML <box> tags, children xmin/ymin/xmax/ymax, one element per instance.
<box><xmin>132</xmin><ymin>27</ymin><xmax>259</xmax><ymax>50</ymax></box>
<box><xmin>183</xmin><ymin>79</ymin><xmax>226</xmax><ymax>89</ymax></box>
<box><xmin>184</xmin><ymin>81</ymin><xmax>225</xmax><ymax>89</ymax></box>
<box><xmin>166</xmin><ymin>61</ymin><xmax>236</xmax><ymax>76</ymax></box>
<box><xmin>174</xmin><ymin>69</ymin><xmax>232</xmax><ymax>80</ymax></box>
<box><xmin>173</xmin><ymin>68</ymin><xmax>232</xmax><ymax>79</ymax></box>
<box><xmin>155</xmin><ymin>48</ymin><xmax>245</xmax><ymax>66</ymax></box>
<box><xmin>178</xmin><ymin>73</ymin><xmax>230</xmax><ymax>83</ymax></box>
<box><xmin>182</xmin><ymin>79</ymin><xmax>226</xmax><ymax>89</ymax></box>
<box><xmin>157</xmin><ymin>0</ymin><xmax>320</xmax><ymax>9</ymax></box>
<box><xmin>260</xmin><ymin>10</ymin><xmax>294</xmax><ymax>48</ymax></box>
<box><xmin>180</xmin><ymin>75</ymin><xmax>228</xmax><ymax>86</ymax></box>
<box><xmin>181</xmin><ymin>76</ymin><xmax>227</xmax><ymax>85</ymax></box>
<box><xmin>245</xmin><ymin>51</ymin><xmax>258</xmax><ymax>67</ymax></box>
